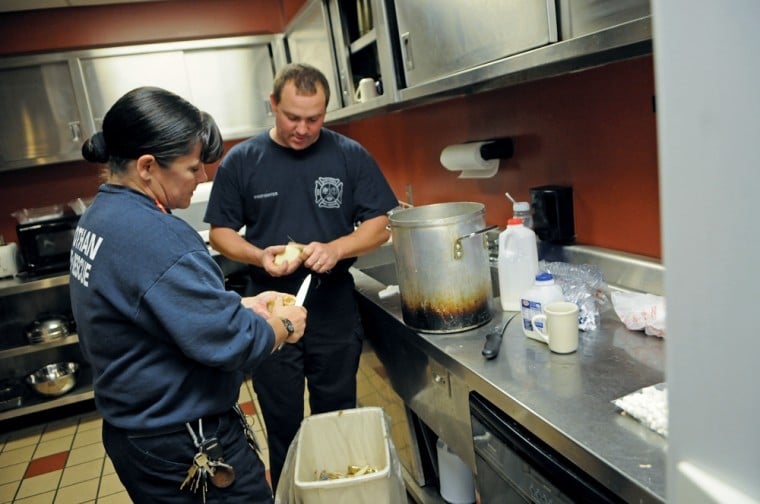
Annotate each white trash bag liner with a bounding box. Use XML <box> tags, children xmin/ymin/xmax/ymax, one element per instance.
<box><xmin>275</xmin><ymin>406</ymin><xmax>406</xmax><ymax>504</ymax></box>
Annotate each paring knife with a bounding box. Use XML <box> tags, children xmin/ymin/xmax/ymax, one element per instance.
<box><xmin>278</xmin><ymin>274</ymin><xmax>311</xmax><ymax>351</ymax></box>
<box><xmin>295</xmin><ymin>273</ymin><xmax>312</xmax><ymax>307</ymax></box>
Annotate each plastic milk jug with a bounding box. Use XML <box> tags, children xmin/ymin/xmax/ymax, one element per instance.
<box><xmin>521</xmin><ymin>272</ymin><xmax>565</xmax><ymax>341</ymax></box>
<box><xmin>497</xmin><ymin>218</ymin><xmax>538</xmax><ymax>311</ymax></box>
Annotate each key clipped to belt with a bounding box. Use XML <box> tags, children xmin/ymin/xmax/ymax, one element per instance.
<box><xmin>180</xmin><ymin>418</ymin><xmax>236</xmax><ymax>501</ymax></box>
<box><xmin>202</xmin><ymin>437</ymin><xmax>235</xmax><ymax>489</ymax></box>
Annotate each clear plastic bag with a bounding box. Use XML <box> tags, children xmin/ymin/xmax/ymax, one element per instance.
<box><xmin>538</xmin><ymin>260</ymin><xmax>608</xmax><ymax>331</ymax></box>
<box><xmin>611</xmin><ymin>291</ymin><xmax>666</xmax><ymax>337</ymax></box>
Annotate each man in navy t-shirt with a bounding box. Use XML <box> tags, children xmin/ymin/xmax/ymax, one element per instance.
<box><xmin>205</xmin><ymin>63</ymin><xmax>398</xmax><ymax>492</ymax></box>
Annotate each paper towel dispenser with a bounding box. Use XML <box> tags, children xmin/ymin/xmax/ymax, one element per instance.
<box><xmin>440</xmin><ymin>138</ymin><xmax>514</xmax><ymax>178</ymax></box>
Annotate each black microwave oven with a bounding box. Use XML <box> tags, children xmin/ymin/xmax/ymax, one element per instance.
<box><xmin>16</xmin><ymin>214</ymin><xmax>80</xmax><ymax>277</ymax></box>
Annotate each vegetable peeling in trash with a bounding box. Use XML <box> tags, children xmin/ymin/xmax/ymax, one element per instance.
<box><xmin>314</xmin><ymin>465</ymin><xmax>378</xmax><ymax>480</ymax></box>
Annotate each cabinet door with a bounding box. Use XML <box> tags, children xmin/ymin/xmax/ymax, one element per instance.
<box><xmin>394</xmin><ymin>0</ymin><xmax>558</xmax><ymax>88</ymax></box>
<box><xmin>79</xmin><ymin>51</ymin><xmax>192</xmax><ymax>131</ymax></box>
<box><xmin>81</xmin><ymin>41</ymin><xmax>277</xmax><ymax>139</ymax></box>
<box><xmin>558</xmin><ymin>0</ymin><xmax>650</xmax><ymax>39</ymax></box>
<box><xmin>284</xmin><ymin>0</ymin><xmax>344</xmax><ymax>111</ymax></box>
<box><xmin>0</xmin><ymin>61</ymin><xmax>85</xmax><ymax>171</ymax></box>
<box><xmin>183</xmin><ymin>43</ymin><xmax>275</xmax><ymax>139</ymax></box>
<box><xmin>327</xmin><ymin>0</ymin><xmax>397</xmax><ymax>107</ymax></box>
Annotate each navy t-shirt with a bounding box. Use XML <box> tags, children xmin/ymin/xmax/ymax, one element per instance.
<box><xmin>206</xmin><ymin>128</ymin><xmax>397</xmax><ymax>286</ymax></box>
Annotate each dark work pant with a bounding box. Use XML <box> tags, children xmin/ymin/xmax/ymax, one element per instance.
<box><xmin>252</xmin><ymin>304</ymin><xmax>363</xmax><ymax>494</ymax></box>
<box><xmin>102</xmin><ymin>410</ymin><xmax>273</xmax><ymax>503</ymax></box>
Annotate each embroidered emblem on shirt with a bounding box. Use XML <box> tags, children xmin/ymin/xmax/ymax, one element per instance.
<box><xmin>314</xmin><ymin>177</ymin><xmax>343</xmax><ymax>209</ymax></box>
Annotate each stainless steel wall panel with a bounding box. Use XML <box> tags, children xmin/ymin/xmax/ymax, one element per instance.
<box><xmin>0</xmin><ymin>61</ymin><xmax>84</xmax><ymax>169</ymax></box>
<box><xmin>394</xmin><ymin>0</ymin><xmax>558</xmax><ymax>88</ymax></box>
<box><xmin>285</xmin><ymin>0</ymin><xmax>344</xmax><ymax>111</ymax></box>
<box><xmin>558</xmin><ymin>0</ymin><xmax>650</xmax><ymax>39</ymax></box>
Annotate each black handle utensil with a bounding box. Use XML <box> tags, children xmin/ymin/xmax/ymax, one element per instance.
<box><xmin>482</xmin><ymin>330</ymin><xmax>503</xmax><ymax>359</ymax></box>
<box><xmin>482</xmin><ymin>312</ymin><xmax>518</xmax><ymax>360</ymax></box>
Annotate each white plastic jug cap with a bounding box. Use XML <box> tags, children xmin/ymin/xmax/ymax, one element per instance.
<box><xmin>514</xmin><ymin>201</ymin><xmax>530</xmax><ymax>212</ymax></box>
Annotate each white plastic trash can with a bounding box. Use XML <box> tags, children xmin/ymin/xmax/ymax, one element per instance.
<box><xmin>293</xmin><ymin>407</ymin><xmax>393</xmax><ymax>503</ymax></box>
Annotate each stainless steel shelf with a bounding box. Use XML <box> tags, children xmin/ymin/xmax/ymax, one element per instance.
<box><xmin>0</xmin><ymin>366</ymin><xmax>93</xmax><ymax>422</ymax></box>
<box><xmin>0</xmin><ymin>334</ymin><xmax>79</xmax><ymax>360</ymax></box>
<box><xmin>0</xmin><ymin>273</ymin><xmax>69</xmax><ymax>297</ymax></box>
<box><xmin>349</xmin><ymin>29</ymin><xmax>377</xmax><ymax>54</ymax></box>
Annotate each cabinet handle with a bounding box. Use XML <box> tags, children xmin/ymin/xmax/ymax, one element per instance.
<box><xmin>401</xmin><ymin>32</ymin><xmax>414</xmax><ymax>71</ymax></box>
<box><xmin>433</xmin><ymin>373</ymin><xmax>446</xmax><ymax>385</ymax></box>
<box><xmin>68</xmin><ymin>121</ymin><xmax>82</xmax><ymax>142</ymax></box>
<box><xmin>340</xmin><ymin>70</ymin><xmax>351</xmax><ymax>102</ymax></box>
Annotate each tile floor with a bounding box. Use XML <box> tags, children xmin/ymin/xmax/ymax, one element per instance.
<box><xmin>0</xmin><ymin>378</ymin><xmax>287</xmax><ymax>504</ymax></box>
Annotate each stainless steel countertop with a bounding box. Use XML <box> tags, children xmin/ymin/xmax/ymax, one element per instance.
<box><xmin>351</xmin><ymin>259</ymin><xmax>666</xmax><ymax>503</ymax></box>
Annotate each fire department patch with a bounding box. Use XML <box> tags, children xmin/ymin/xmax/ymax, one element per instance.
<box><xmin>314</xmin><ymin>177</ymin><xmax>343</xmax><ymax>208</ymax></box>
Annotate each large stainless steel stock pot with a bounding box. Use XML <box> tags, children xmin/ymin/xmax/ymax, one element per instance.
<box><xmin>389</xmin><ymin>202</ymin><xmax>495</xmax><ymax>333</ymax></box>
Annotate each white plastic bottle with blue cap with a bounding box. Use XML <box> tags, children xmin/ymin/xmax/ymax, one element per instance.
<box><xmin>497</xmin><ymin>217</ymin><xmax>538</xmax><ymax>311</ymax></box>
<box><xmin>521</xmin><ymin>272</ymin><xmax>565</xmax><ymax>340</ymax></box>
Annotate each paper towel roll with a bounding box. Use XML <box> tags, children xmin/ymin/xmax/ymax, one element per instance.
<box><xmin>440</xmin><ymin>142</ymin><xmax>499</xmax><ymax>179</ymax></box>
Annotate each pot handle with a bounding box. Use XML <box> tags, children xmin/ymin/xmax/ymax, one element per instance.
<box><xmin>454</xmin><ymin>225</ymin><xmax>498</xmax><ymax>259</ymax></box>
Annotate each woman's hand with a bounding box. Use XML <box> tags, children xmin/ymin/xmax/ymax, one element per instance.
<box><xmin>241</xmin><ymin>290</ymin><xmax>280</xmax><ymax>318</ymax></box>
<box><xmin>243</xmin><ymin>292</ymin><xmax>307</xmax><ymax>348</ymax></box>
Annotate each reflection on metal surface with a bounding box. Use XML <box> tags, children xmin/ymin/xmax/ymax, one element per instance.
<box><xmin>0</xmin><ymin>62</ymin><xmax>83</xmax><ymax>170</ymax></box>
<box><xmin>357</xmin><ymin>340</ymin><xmax>425</xmax><ymax>486</ymax></box>
<box><xmin>393</xmin><ymin>0</ymin><xmax>557</xmax><ymax>88</ymax></box>
<box><xmin>285</xmin><ymin>0</ymin><xmax>343</xmax><ymax>112</ymax></box>
<box><xmin>352</xmin><ymin>241</ymin><xmax>667</xmax><ymax>503</ymax></box>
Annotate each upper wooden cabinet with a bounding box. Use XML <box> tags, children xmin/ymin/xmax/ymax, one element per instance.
<box><xmin>0</xmin><ymin>35</ymin><xmax>279</xmax><ymax>173</ymax></box>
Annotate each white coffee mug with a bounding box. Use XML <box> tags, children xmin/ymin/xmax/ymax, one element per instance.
<box><xmin>354</xmin><ymin>78</ymin><xmax>378</xmax><ymax>103</ymax></box>
<box><xmin>0</xmin><ymin>242</ymin><xmax>20</xmax><ymax>278</ymax></box>
<box><xmin>531</xmin><ymin>301</ymin><xmax>579</xmax><ymax>354</ymax></box>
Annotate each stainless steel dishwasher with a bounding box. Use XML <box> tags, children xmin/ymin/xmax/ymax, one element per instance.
<box><xmin>469</xmin><ymin>392</ymin><xmax>623</xmax><ymax>503</ymax></box>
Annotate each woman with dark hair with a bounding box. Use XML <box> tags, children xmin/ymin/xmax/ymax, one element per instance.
<box><xmin>70</xmin><ymin>86</ymin><xmax>306</xmax><ymax>503</ymax></box>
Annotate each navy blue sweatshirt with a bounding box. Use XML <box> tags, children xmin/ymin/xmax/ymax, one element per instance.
<box><xmin>69</xmin><ymin>184</ymin><xmax>274</xmax><ymax>431</ymax></box>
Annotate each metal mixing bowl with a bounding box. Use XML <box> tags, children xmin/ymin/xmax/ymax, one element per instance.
<box><xmin>25</xmin><ymin>315</ymin><xmax>70</xmax><ymax>344</ymax></box>
<box><xmin>26</xmin><ymin>362</ymin><xmax>78</xmax><ymax>397</ymax></box>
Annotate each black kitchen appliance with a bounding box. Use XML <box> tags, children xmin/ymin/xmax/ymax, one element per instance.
<box><xmin>470</xmin><ymin>391</ymin><xmax>623</xmax><ymax>503</ymax></box>
<box><xmin>530</xmin><ymin>185</ymin><xmax>575</xmax><ymax>243</ymax></box>
<box><xmin>16</xmin><ymin>214</ymin><xmax>79</xmax><ymax>277</ymax></box>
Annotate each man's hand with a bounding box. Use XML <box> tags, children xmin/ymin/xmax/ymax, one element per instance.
<box><xmin>302</xmin><ymin>241</ymin><xmax>339</xmax><ymax>274</ymax></box>
<box><xmin>261</xmin><ymin>244</ymin><xmax>303</xmax><ymax>277</ymax></box>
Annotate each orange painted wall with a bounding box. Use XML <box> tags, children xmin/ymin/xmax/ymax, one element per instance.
<box><xmin>0</xmin><ymin>0</ymin><xmax>286</xmax><ymax>56</ymax></box>
<box><xmin>333</xmin><ymin>55</ymin><xmax>660</xmax><ymax>257</ymax></box>
<box><xmin>0</xmin><ymin>1</ymin><xmax>660</xmax><ymax>259</ymax></box>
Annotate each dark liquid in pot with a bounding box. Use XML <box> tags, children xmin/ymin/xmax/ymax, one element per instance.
<box><xmin>401</xmin><ymin>294</ymin><xmax>492</xmax><ymax>333</ymax></box>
